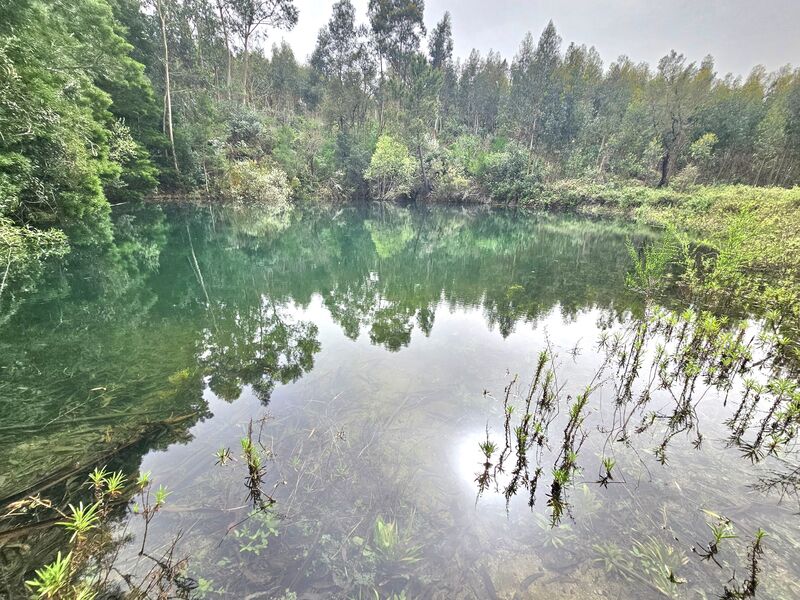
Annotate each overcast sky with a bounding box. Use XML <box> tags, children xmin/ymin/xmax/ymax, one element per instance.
<box><xmin>274</xmin><ymin>0</ymin><xmax>799</xmax><ymax>77</ymax></box>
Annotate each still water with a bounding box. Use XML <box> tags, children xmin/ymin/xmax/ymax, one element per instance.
<box><xmin>1</xmin><ymin>204</ymin><xmax>798</xmax><ymax>599</ymax></box>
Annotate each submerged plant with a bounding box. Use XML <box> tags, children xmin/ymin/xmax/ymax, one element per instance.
<box><xmin>234</xmin><ymin>508</ymin><xmax>280</xmax><ymax>556</ymax></box>
<box><xmin>372</xmin><ymin>517</ymin><xmax>420</xmax><ymax>564</ymax></box>
<box><xmin>593</xmin><ymin>542</ymin><xmax>632</xmax><ymax>578</ymax></box>
<box><xmin>720</xmin><ymin>528</ymin><xmax>767</xmax><ymax>599</ymax></box>
<box><xmin>535</xmin><ymin>515</ymin><xmax>576</xmax><ymax>550</ymax></box>
<box><xmin>631</xmin><ymin>536</ymin><xmax>688</xmax><ymax>597</ymax></box>
<box><xmin>594</xmin><ymin>536</ymin><xmax>687</xmax><ymax>598</ymax></box>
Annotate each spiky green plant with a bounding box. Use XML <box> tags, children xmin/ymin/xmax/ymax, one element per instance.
<box><xmin>25</xmin><ymin>551</ymin><xmax>72</xmax><ymax>598</ymax></box>
<box><xmin>104</xmin><ymin>471</ymin><xmax>126</xmax><ymax>498</ymax></box>
<box><xmin>57</xmin><ymin>502</ymin><xmax>102</xmax><ymax>541</ymax></box>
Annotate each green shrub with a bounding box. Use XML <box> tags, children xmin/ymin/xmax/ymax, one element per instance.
<box><xmin>425</xmin><ymin>142</ymin><xmax>480</xmax><ymax>202</ymax></box>
<box><xmin>364</xmin><ymin>135</ymin><xmax>417</xmax><ymax>200</ymax></box>
<box><xmin>226</xmin><ymin>160</ymin><xmax>292</xmax><ymax>210</ymax></box>
<box><xmin>475</xmin><ymin>142</ymin><xmax>542</xmax><ymax>203</ymax></box>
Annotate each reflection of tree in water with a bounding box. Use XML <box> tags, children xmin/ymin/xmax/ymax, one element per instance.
<box><xmin>182</xmin><ymin>204</ymin><xmax>649</xmax><ymax>353</ymax></box>
<box><xmin>199</xmin><ymin>300</ymin><xmax>320</xmax><ymax>403</ymax></box>
<box><xmin>0</xmin><ymin>205</ymin><xmax>209</xmax><ymax>503</ymax></box>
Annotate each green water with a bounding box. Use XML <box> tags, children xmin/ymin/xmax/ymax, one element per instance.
<box><xmin>1</xmin><ymin>204</ymin><xmax>798</xmax><ymax>599</ymax></box>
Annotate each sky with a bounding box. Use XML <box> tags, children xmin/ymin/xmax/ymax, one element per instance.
<box><xmin>274</xmin><ymin>0</ymin><xmax>800</xmax><ymax>77</ymax></box>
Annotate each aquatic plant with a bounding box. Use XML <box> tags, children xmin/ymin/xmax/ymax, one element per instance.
<box><xmin>371</xmin><ymin>517</ymin><xmax>420</xmax><ymax>565</ymax></box>
<box><xmin>21</xmin><ymin>468</ymin><xmax>192</xmax><ymax>600</ymax></box>
<box><xmin>239</xmin><ymin>419</ymin><xmax>275</xmax><ymax>509</ymax></box>
<box><xmin>133</xmin><ymin>478</ymin><xmax>171</xmax><ymax>556</ymax></box>
<box><xmin>598</xmin><ymin>456</ymin><xmax>616</xmax><ymax>487</ymax></box>
<box><xmin>593</xmin><ymin>537</ymin><xmax>687</xmax><ymax>598</ymax></box>
<box><xmin>25</xmin><ymin>551</ymin><xmax>73</xmax><ymax>599</ymax></box>
<box><xmin>475</xmin><ymin>427</ymin><xmax>497</xmax><ymax>498</ymax></box>
<box><xmin>631</xmin><ymin>536</ymin><xmax>688</xmax><ymax>597</ymax></box>
<box><xmin>234</xmin><ymin>508</ymin><xmax>280</xmax><ymax>556</ymax></box>
<box><xmin>56</xmin><ymin>501</ymin><xmax>102</xmax><ymax>542</ymax></box>
<box><xmin>694</xmin><ymin>511</ymin><xmax>736</xmax><ymax>567</ymax></box>
<box><xmin>720</xmin><ymin>528</ymin><xmax>767</xmax><ymax>599</ymax></box>
<box><xmin>593</xmin><ymin>542</ymin><xmax>632</xmax><ymax>578</ymax></box>
<box><xmin>535</xmin><ymin>515</ymin><xmax>576</xmax><ymax>550</ymax></box>
<box><xmin>215</xmin><ymin>447</ymin><xmax>233</xmax><ymax>466</ymax></box>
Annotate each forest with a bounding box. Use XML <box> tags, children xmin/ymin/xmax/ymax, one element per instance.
<box><xmin>2</xmin><ymin>0</ymin><xmax>800</xmax><ymax>290</ymax></box>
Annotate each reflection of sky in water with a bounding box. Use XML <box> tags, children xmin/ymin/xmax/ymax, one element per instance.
<box><xmin>5</xmin><ymin>206</ymin><xmax>798</xmax><ymax>598</ymax></box>
<box><xmin>132</xmin><ymin>290</ymin><xmax>799</xmax><ymax>599</ymax></box>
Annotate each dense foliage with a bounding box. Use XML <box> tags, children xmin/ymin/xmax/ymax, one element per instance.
<box><xmin>2</xmin><ymin>0</ymin><xmax>800</xmax><ymax>299</ymax></box>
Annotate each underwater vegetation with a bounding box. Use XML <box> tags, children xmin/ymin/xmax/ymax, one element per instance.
<box><xmin>7</xmin><ymin>467</ymin><xmax>195</xmax><ymax>599</ymax></box>
<box><xmin>3</xmin><ymin>206</ymin><xmax>799</xmax><ymax>598</ymax></box>
<box><xmin>474</xmin><ymin>215</ymin><xmax>798</xmax><ymax>597</ymax></box>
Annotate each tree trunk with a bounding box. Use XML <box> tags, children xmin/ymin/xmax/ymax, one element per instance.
<box><xmin>417</xmin><ymin>144</ymin><xmax>431</xmax><ymax>196</ymax></box>
<box><xmin>657</xmin><ymin>151</ymin><xmax>670</xmax><ymax>188</ymax></box>
<box><xmin>216</xmin><ymin>0</ymin><xmax>232</xmax><ymax>101</ymax></box>
<box><xmin>156</xmin><ymin>0</ymin><xmax>179</xmax><ymax>174</ymax></box>
<box><xmin>377</xmin><ymin>54</ymin><xmax>385</xmax><ymax>133</ymax></box>
<box><xmin>242</xmin><ymin>35</ymin><xmax>250</xmax><ymax>106</ymax></box>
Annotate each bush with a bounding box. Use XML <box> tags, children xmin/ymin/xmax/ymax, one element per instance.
<box><xmin>364</xmin><ymin>135</ymin><xmax>417</xmax><ymax>200</ymax></box>
<box><xmin>475</xmin><ymin>142</ymin><xmax>542</xmax><ymax>203</ymax></box>
<box><xmin>425</xmin><ymin>142</ymin><xmax>480</xmax><ymax>202</ymax></box>
<box><xmin>226</xmin><ymin>160</ymin><xmax>292</xmax><ymax>210</ymax></box>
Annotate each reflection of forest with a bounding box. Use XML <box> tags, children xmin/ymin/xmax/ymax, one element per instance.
<box><xmin>0</xmin><ymin>203</ymin><xmax>656</xmax><ymax>592</ymax></box>
<box><xmin>0</xmin><ymin>204</ymin><xmax>650</xmax><ymax>504</ymax></box>
<box><xmin>183</xmin><ymin>203</ymin><xmax>650</xmax><ymax>346</ymax></box>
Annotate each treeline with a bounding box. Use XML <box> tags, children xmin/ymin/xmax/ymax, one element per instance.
<box><xmin>2</xmin><ymin>0</ymin><xmax>800</xmax><ymax>279</ymax></box>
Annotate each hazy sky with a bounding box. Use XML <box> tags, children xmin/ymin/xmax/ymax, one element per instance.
<box><xmin>275</xmin><ymin>0</ymin><xmax>800</xmax><ymax>77</ymax></box>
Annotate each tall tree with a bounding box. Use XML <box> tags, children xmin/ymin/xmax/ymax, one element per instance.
<box><xmin>227</xmin><ymin>0</ymin><xmax>298</xmax><ymax>105</ymax></box>
<box><xmin>506</xmin><ymin>21</ymin><xmax>563</xmax><ymax>163</ymax></box>
<box><xmin>150</xmin><ymin>0</ymin><xmax>180</xmax><ymax>173</ymax></box>
<box><xmin>311</xmin><ymin>0</ymin><xmax>375</xmax><ymax>129</ymax></box>
<box><xmin>647</xmin><ymin>51</ymin><xmax>712</xmax><ymax>186</ymax></box>
<box><xmin>368</xmin><ymin>0</ymin><xmax>425</xmax><ymax>127</ymax></box>
<box><xmin>428</xmin><ymin>11</ymin><xmax>453</xmax><ymax>70</ymax></box>
<box><xmin>428</xmin><ymin>11</ymin><xmax>454</xmax><ymax>134</ymax></box>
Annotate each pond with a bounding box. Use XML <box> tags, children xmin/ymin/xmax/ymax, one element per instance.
<box><xmin>1</xmin><ymin>203</ymin><xmax>798</xmax><ymax>599</ymax></box>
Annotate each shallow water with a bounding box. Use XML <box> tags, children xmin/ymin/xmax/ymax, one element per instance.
<box><xmin>1</xmin><ymin>204</ymin><xmax>798</xmax><ymax>599</ymax></box>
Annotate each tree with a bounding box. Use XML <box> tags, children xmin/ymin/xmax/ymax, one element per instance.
<box><xmin>428</xmin><ymin>12</ymin><xmax>454</xmax><ymax>134</ymax></box>
<box><xmin>150</xmin><ymin>0</ymin><xmax>180</xmax><ymax>173</ymax></box>
<box><xmin>310</xmin><ymin>0</ymin><xmax>375</xmax><ymax>130</ymax></box>
<box><xmin>0</xmin><ymin>0</ymin><xmax>158</xmax><ymax>246</ymax></box>
<box><xmin>368</xmin><ymin>0</ymin><xmax>425</xmax><ymax>79</ymax></box>
<box><xmin>227</xmin><ymin>0</ymin><xmax>298</xmax><ymax>105</ymax></box>
<box><xmin>368</xmin><ymin>0</ymin><xmax>425</xmax><ymax>127</ymax></box>
<box><xmin>646</xmin><ymin>52</ymin><xmax>712</xmax><ymax>187</ymax></box>
<box><xmin>428</xmin><ymin>11</ymin><xmax>453</xmax><ymax>70</ymax></box>
<box><xmin>506</xmin><ymin>21</ymin><xmax>563</xmax><ymax>160</ymax></box>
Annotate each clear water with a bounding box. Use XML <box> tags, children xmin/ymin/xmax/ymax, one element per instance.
<box><xmin>1</xmin><ymin>204</ymin><xmax>798</xmax><ymax>599</ymax></box>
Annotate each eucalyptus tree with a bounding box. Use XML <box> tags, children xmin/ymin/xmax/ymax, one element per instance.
<box><xmin>428</xmin><ymin>11</ymin><xmax>453</xmax><ymax>70</ymax></box>
<box><xmin>225</xmin><ymin>0</ymin><xmax>298</xmax><ymax>105</ymax></box>
<box><xmin>148</xmin><ymin>0</ymin><xmax>180</xmax><ymax>172</ymax></box>
<box><xmin>310</xmin><ymin>0</ymin><xmax>375</xmax><ymax>130</ymax></box>
<box><xmin>428</xmin><ymin>11</ymin><xmax>456</xmax><ymax>133</ymax></box>
<box><xmin>505</xmin><ymin>21</ymin><xmax>563</xmax><ymax>162</ymax></box>
<box><xmin>367</xmin><ymin>0</ymin><xmax>425</xmax><ymax>127</ymax></box>
<box><xmin>588</xmin><ymin>56</ymin><xmax>650</xmax><ymax>177</ymax></box>
<box><xmin>267</xmin><ymin>41</ymin><xmax>304</xmax><ymax>120</ymax></box>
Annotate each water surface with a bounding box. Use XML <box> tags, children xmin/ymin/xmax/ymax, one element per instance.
<box><xmin>1</xmin><ymin>204</ymin><xmax>797</xmax><ymax>599</ymax></box>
